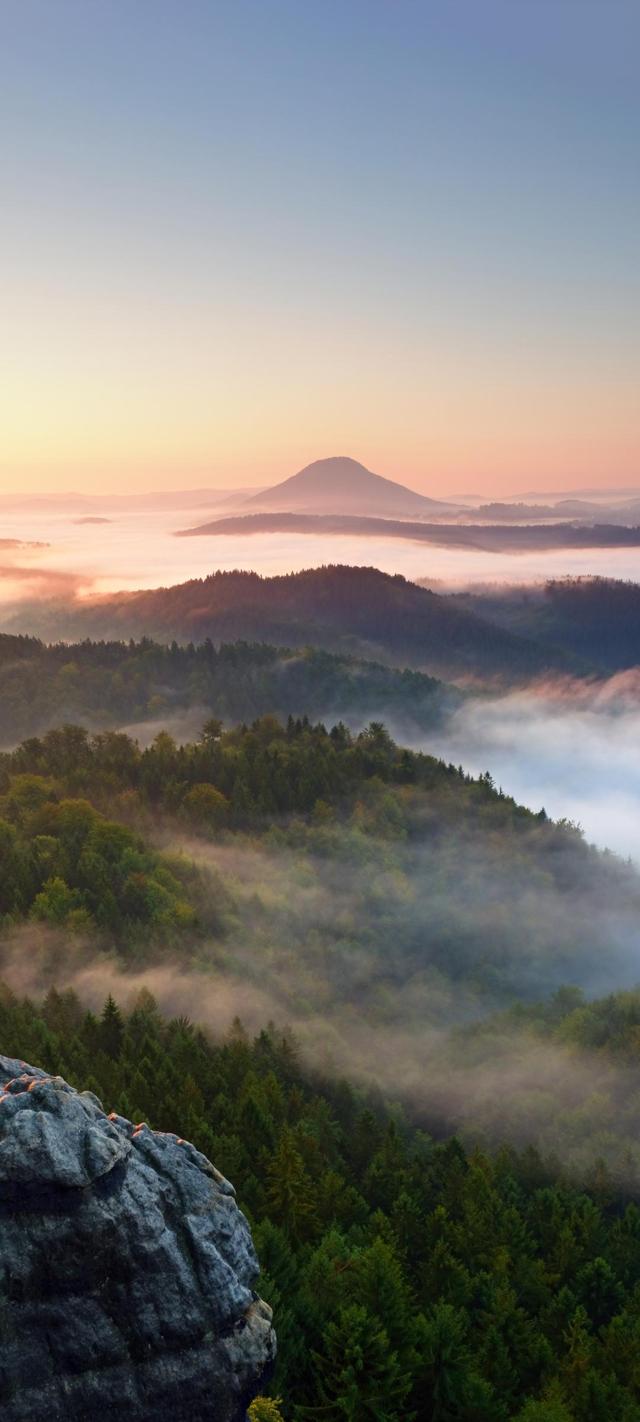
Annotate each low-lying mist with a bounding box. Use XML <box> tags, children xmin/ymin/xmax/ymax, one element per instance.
<box><xmin>3</xmin><ymin>777</ymin><xmax>640</xmax><ymax>1182</ymax></box>
<box><xmin>3</xmin><ymin>923</ymin><xmax>640</xmax><ymax>1183</ymax></box>
<box><xmin>425</xmin><ymin>671</ymin><xmax>640</xmax><ymax>858</ymax></box>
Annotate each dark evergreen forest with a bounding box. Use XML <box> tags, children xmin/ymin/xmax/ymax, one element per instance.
<box><xmin>4</xmin><ymin>985</ymin><xmax>640</xmax><ymax>1421</ymax></box>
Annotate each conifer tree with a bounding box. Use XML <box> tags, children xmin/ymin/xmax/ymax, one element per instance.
<box><xmin>311</xmin><ymin>1303</ymin><xmax>410</xmax><ymax>1421</ymax></box>
<box><xmin>266</xmin><ymin>1129</ymin><xmax>318</xmax><ymax>1243</ymax></box>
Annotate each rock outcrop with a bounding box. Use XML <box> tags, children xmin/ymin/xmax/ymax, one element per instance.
<box><xmin>0</xmin><ymin>1054</ymin><xmax>275</xmax><ymax>1420</ymax></box>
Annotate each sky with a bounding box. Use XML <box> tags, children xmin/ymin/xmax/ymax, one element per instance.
<box><xmin>1</xmin><ymin>0</ymin><xmax>638</xmax><ymax>497</ymax></box>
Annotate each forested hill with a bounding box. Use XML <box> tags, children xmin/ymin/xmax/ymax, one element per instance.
<box><xmin>0</xmin><ymin>634</ymin><xmax>458</xmax><ymax>745</ymax></box>
<box><xmin>449</xmin><ymin>577</ymin><xmax>640</xmax><ymax>673</ymax></box>
<box><xmin>3</xmin><ymin>566</ymin><xmax>575</xmax><ymax>681</ymax></box>
<box><xmin>1</xmin><ymin>717</ymin><xmax>637</xmax><ymax>1014</ymax></box>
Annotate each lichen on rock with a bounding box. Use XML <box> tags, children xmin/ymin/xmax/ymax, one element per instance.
<box><xmin>0</xmin><ymin>1054</ymin><xmax>276</xmax><ymax>1420</ymax></box>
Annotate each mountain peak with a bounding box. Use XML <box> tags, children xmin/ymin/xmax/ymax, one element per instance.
<box><xmin>282</xmin><ymin>456</ymin><xmax>382</xmax><ymax>486</ymax></box>
<box><xmin>245</xmin><ymin>456</ymin><xmax>454</xmax><ymax>515</ymax></box>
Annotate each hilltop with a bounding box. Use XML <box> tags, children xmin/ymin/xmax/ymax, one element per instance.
<box><xmin>8</xmin><ymin>565</ymin><xmax>573</xmax><ymax>681</ymax></box>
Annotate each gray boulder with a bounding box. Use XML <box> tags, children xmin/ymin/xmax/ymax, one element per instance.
<box><xmin>0</xmin><ymin>1054</ymin><xmax>276</xmax><ymax>1420</ymax></box>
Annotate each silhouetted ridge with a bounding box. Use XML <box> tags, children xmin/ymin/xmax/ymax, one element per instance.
<box><xmin>8</xmin><ymin>565</ymin><xmax>574</xmax><ymax>681</ymax></box>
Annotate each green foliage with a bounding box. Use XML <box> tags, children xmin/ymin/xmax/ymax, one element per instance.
<box><xmin>1</xmin><ymin>716</ymin><xmax>634</xmax><ymax>1015</ymax></box>
<box><xmin>0</xmin><ymin>776</ymin><xmax>199</xmax><ymax>950</ymax></box>
<box><xmin>310</xmin><ymin>1303</ymin><xmax>409</xmax><ymax>1420</ymax></box>
<box><xmin>3</xmin><ymin>988</ymin><xmax>640</xmax><ymax>1419</ymax></box>
<box><xmin>513</xmin><ymin>1387</ymin><xmax>574</xmax><ymax>1422</ymax></box>
<box><xmin>413</xmin><ymin>1303</ymin><xmax>497</xmax><ymax>1420</ymax></box>
<box><xmin>181</xmin><ymin>781</ymin><xmax>229</xmax><ymax>832</ymax></box>
<box><xmin>248</xmin><ymin>1399</ymin><xmax>286</xmax><ymax>1422</ymax></box>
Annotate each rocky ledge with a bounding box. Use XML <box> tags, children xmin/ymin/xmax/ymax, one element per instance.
<box><xmin>0</xmin><ymin>1054</ymin><xmax>275</xmax><ymax>1421</ymax></box>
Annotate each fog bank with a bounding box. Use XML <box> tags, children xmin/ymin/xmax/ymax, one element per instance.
<box><xmin>426</xmin><ymin>672</ymin><xmax>640</xmax><ymax>858</ymax></box>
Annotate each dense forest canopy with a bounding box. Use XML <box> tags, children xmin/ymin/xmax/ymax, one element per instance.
<box><xmin>1</xmin><ymin>717</ymin><xmax>636</xmax><ymax>1000</ymax></box>
<box><xmin>6</xmin><ymin>986</ymin><xmax>640</xmax><ymax>1421</ymax></box>
<box><xmin>0</xmin><ymin>777</ymin><xmax>202</xmax><ymax>944</ymax></box>
<box><xmin>0</xmin><ymin>634</ymin><xmax>456</xmax><ymax>745</ymax></box>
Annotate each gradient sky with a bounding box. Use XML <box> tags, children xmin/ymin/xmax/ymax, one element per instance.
<box><xmin>1</xmin><ymin>0</ymin><xmax>638</xmax><ymax>496</ymax></box>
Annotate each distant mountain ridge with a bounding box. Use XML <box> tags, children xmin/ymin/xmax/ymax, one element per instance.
<box><xmin>244</xmin><ymin>455</ymin><xmax>457</xmax><ymax>517</ymax></box>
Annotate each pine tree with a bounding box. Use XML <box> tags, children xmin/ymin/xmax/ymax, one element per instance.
<box><xmin>413</xmin><ymin>1302</ymin><xmax>496</xmax><ymax>1421</ymax></box>
<box><xmin>99</xmin><ymin>994</ymin><xmax>124</xmax><ymax>1060</ymax></box>
<box><xmin>266</xmin><ymin>1128</ymin><xmax>318</xmax><ymax>1242</ymax></box>
<box><xmin>312</xmin><ymin>1303</ymin><xmax>410</xmax><ymax>1421</ymax></box>
<box><xmin>350</xmin><ymin>1237</ymin><xmax>413</xmax><ymax>1360</ymax></box>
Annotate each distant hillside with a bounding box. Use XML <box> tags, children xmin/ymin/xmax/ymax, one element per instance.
<box><xmin>450</xmin><ymin>576</ymin><xmax>640</xmax><ymax>672</ymax></box>
<box><xmin>244</xmin><ymin>455</ymin><xmax>457</xmax><ymax>517</ymax></box>
<box><xmin>0</xmin><ymin>633</ymin><xmax>459</xmax><ymax>744</ymax></box>
<box><xmin>8</xmin><ymin>565</ymin><xmax>575</xmax><ymax>682</ymax></box>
